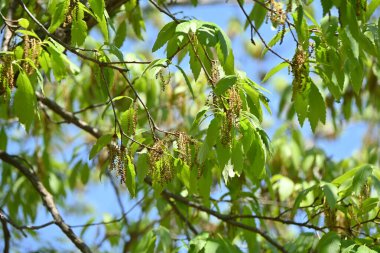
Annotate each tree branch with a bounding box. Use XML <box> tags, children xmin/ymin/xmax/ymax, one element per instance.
<box><xmin>162</xmin><ymin>194</ymin><xmax>199</xmax><ymax>236</ymax></box>
<box><xmin>0</xmin><ymin>152</ymin><xmax>92</xmax><ymax>253</ymax></box>
<box><xmin>0</xmin><ymin>214</ymin><xmax>10</xmax><ymax>253</ymax></box>
<box><xmin>35</xmin><ymin>92</ymin><xmax>101</xmax><ymax>139</ymax></box>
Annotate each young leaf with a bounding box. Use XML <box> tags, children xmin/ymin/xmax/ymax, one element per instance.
<box><xmin>14</xmin><ymin>71</ymin><xmax>35</xmax><ymax>131</ymax></box>
<box><xmin>189</xmin><ymin>45</ymin><xmax>201</xmax><ymax>81</ymax></box>
<box><xmin>89</xmin><ymin>134</ymin><xmax>113</xmax><ymax>160</ymax></box>
<box><xmin>0</xmin><ymin>128</ymin><xmax>7</xmax><ymax>151</ymax></box>
<box><xmin>262</xmin><ymin>62</ymin><xmax>289</xmax><ymax>83</ymax></box>
<box><xmin>88</xmin><ymin>0</ymin><xmax>105</xmax><ymax>20</ymax></box>
<box><xmin>205</xmin><ymin>116</ymin><xmax>221</xmax><ymax>147</ymax></box>
<box><xmin>294</xmin><ymin>93</ymin><xmax>308</xmax><ymax>126</ymax></box>
<box><xmin>152</xmin><ymin>21</ymin><xmax>177</xmax><ymax>52</ymax></box>
<box><xmin>321</xmin><ymin>183</ymin><xmax>338</xmax><ymax>209</ymax></box>
<box><xmin>71</xmin><ymin>19</ymin><xmax>87</xmax><ymax>46</ymax></box>
<box><xmin>120</xmin><ymin>107</ymin><xmax>135</xmax><ymax>136</ymax></box>
<box><xmin>308</xmin><ymin>82</ymin><xmax>326</xmax><ymax>132</ymax></box>
<box><xmin>316</xmin><ymin>232</ymin><xmax>341</xmax><ymax>253</ymax></box>
<box><xmin>114</xmin><ymin>21</ymin><xmax>127</xmax><ymax>48</ymax></box>
<box><xmin>232</xmin><ymin>142</ymin><xmax>244</xmax><ymax>174</ymax></box>
<box><xmin>216</xmin><ymin>28</ymin><xmax>231</xmax><ymax>63</ymax></box>
<box><xmin>48</xmin><ymin>0</ymin><xmax>70</xmax><ymax>33</ymax></box>
<box><xmin>175</xmin><ymin>64</ymin><xmax>195</xmax><ymax>98</ymax></box>
<box><xmin>214</xmin><ymin>75</ymin><xmax>237</xmax><ymax>96</ymax></box>
<box><xmin>18</xmin><ymin>18</ymin><xmax>29</xmax><ymax>29</ymax></box>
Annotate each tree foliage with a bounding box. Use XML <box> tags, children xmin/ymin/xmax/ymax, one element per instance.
<box><xmin>0</xmin><ymin>0</ymin><xmax>379</xmax><ymax>252</ymax></box>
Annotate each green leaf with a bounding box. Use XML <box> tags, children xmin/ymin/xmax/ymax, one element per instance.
<box><xmin>357</xmin><ymin>245</ymin><xmax>377</xmax><ymax>253</ymax></box>
<box><xmin>189</xmin><ymin>233</ymin><xmax>209</xmax><ymax>253</ymax></box>
<box><xmin>155</xmin><ymin>226</ymin><xmax>171</xmax><ymax>253</ymax></box>
<box><xmin>321</xmin><ymin>0</ymin><xmax>333</xmax><ymax>16</ymax></box>
<box><xmin>216</xmin><ymin>28</ymin><xmax>231</xmax><ymax>63</ymax></box>
<box><xmin>332</xmin><ymin>164</ymin><xmax>370</xmax><ymax>185</ymax></box>
<box><xmin>232</xmin><ymin>142</ymin><xmax>243</xmax><ymax>174</ymax></box>
<box><xmin>89</xmin><ymin>134</ymin><xmax>113</xmax><ymax>160</ymax></box>
<box><xmin>71</xmin><ymin>19</ymin><xmax>87</xmax><ymax>46</ymax></box>
<box><xmin>177</xmin><ymin>159</ymin><xmax>190</xmax><ymax>189</ymax></box>
<box><xmin>189</xmin><ymin>45</ymin><xmax>201</xmax><ymax>81</ymax></box>
<box><xmin>308</xmin><ymin>82</ymin><xmax>326</xmax><ymax>132</ymax></box>
<box><xmin>214</xmin><ymin>75</ymin><xmax>237</xmax><ymax>96</ymax></box>
<box><xmin>175</xmin><ymin>20</ymin><xmax>197</xmax><ymax>35</ymax></box>
<box><xmin>0</xmin><ymin>128</ymin><xmax>7</xmax><ymax>151</ymax></box>
<box><xmin>114</xmin><ymin>21</ymin><xmax>127</xmax><ymax>48</ymax></box>
<box><xmin>197</xmin><ymin>24</ymin><xmax>218</xmax><ymax>46</ymax></box>
<box><xmin>48</xmin><ymin>0</ymin><xmax>70</xmax><ymax>33</ymax></box>
<box><xmin>14</xmin><ymin>71</ymin><xmax>35</xmax><ymax>131</ymax></box>
<box><xmin>245</xmin><ymin>2</ymin><xmax>267</xmax><ymax>30</ymax></box>
<box><xmin>80</xmin><ymin>163</ymin><xmax>90</xmax><ymax>185</ymax></box>
<box><xmin>47</xmin><ymin>46</ymin><xmax>67</xmax><ymax>81</ymax></box>
<box><xmin>152</xmin><ymin>21</ymin><xmax>177</xmax><ymax>52</ymax></box>
<box><xmin>243</xmin><ymin>82</ymin><xmax>263</xmax><ymax>122</ymax></box>
<box><xmin>341</xmin><ymin>244</ymin><xmax>356</xmax><ymax>253</ymax></box>
<box><xmin>125</xmin><ymin>155</ymin><xmax>136</xmax><ymax>197</ymax></box>
<box><xmin>262</xmin><ymin>62</ymin><xmax>288</xmax><ymax>83</ymax></box>
<box><xmin>294</xmin><ymin>93</ymin><xmax>308</xmax><ymax>126</ymax></box>
<box><xmin>322</xmin><ymin>183</ymin><xmax>338</xmax><ymax>209</ymax></box>
<box><xmin>190</xmin><ymin>106</ymin><xmax>209</xmax><ymax>133</ymax></box>
<box><xmin>98</xmin><ymin>15</ymin><xmax>109</xmax><ymax>42</ymax></box>
<box><xmin>18</xmin><ymin>18</ymin><xmax>29</xmax><ymax>29</ymax></box>
<box><xmin>197</xmin><ymin>143</ymin><xmax>210</xmax><ymax>164</ymax></box>
<box><xmin>351</xmin><ymin>165</ymin><xmax>373</xmax><ymax>194</ymax></box>
<box><xmin>205</xmin><ymin>116</ymin><xmax>221</xmax><ymax>147</ymax></box>
<box><xmin>272</xmin><ymin>175</ymin><xmax>295</xmax><ymax>201</ymax></box>
<box><xmin>198</xmin><ymin>164</ymin><xmax>212</xmax><ymax>207</ymax></box>
<box><xmin>175</xmin><ymin>64</ymin><xmax>195</xmax><ymax>98</ymax></box>
<box><xmin>88</xmin><ymin>0</ymin><xmax>105</xmax><ymax>20</ymax></box>
<box><xmin>134</xmin><ymin>230</ymin><xmax>156</xmax><ymax>253</ymax></box>
<box><xmin>120</xmin><ymin>107</ymin><xmax>135</xmax><ymax>136</ymax></box>
<box><xmin>141</xmin><ymin>58</ymin><xmax>168</xmax><ymax>77</ymax></box>
<box><xmin>316</xmin><ymin>232</ymin><xmax>341</xmax><ymax>253</ymax></box>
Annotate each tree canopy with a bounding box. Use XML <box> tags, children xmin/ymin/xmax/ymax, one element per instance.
<box><xmin>0</xmin><ymin>0</ymin><xmax>380</xmax><ymax>252</ymax></box>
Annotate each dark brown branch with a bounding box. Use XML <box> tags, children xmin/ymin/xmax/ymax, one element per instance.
<box><xmin>162</xmin><ymin>194</ymin><xmax>199</xmax><ymax>235</ymax></box>
<box><xmin>35</xmin><ymin>92</ymin><xmax>101</xmax><ymax>139</ymax></box>
<box><xmin>227</xmin><ymin>214</ymin><xmax>325</xmax><ymax>232</ymax></box>
<box><xmin>0</xmin><ymin>209</ymin><xmax>55</xmax><ymax>236</ymax></box>
<box><xmin>160</xmin><ymin>188</ymin><xmax>288</xmax><ymax>253</ymax></box>
<box><xmin>0</xmin><ymin>152</ymin><xmax>92</xmax><ymax>253</ymax></box>
<box><xmin>0</xmin><ymin>214</ymin><xmax>10</xmax><ymax>253</ymax></box>
<box><xmin>70</xmin><ymin>194</ymin><xmax>146</xmax><ymax>228</ymax></box>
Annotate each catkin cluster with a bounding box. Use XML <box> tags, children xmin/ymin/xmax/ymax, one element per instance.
<box><xmin>177</xmin><ymin>132</ymin><xmax>192</xmax><ymax>167</ymax></box>
<box><xmin>148</xmin><ymin>140</ymin><xmax>175</xmax><ymax>185</ymax></box>
<box><xmin>108</xmin><ymin>138</ymin><xmax>130</xmax><ymax>184</ymax></box>
<box><xmin>124</xmin><ymin>105</ymin><xmax>138</xmax><ymax>136</ymax></box>
<box><xmin>64</xmin><ymin>0</ymin><xmax>79</xmax><ymax>27</ymax></box>
<box><xmin>211</xmin><ymin>60</ymin><xmax>220</xmax><ymax>86</ymax></box>
<box><xmin>0</xmin><ymin>55</ymin><xmax>14</xmax><ymax>97</ymax></box>
<box><xmin>267</xmin><ymin>0</ymin><xmax>287</xmax><ymax>27</ymax></box>
<box><xmin>158</xmin><ymin>69</ymin><xmax>171</xmax><ymax>92</ymax></box>
<box><xmin>221</xmin><ymin>88</ymin><xmax>242</xmax><ymax>147</ymax></box>
<box><xmin>22</xmin><ymin>35</ymin><xmax>41</xmax><ymax>75</ymax></box>
<box><xmin>291</xmin><ymin>47</ymin><xmax>308</xmax><ymax>99</ymax></box>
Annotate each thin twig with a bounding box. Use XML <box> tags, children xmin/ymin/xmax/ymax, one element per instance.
<box><xmin>163</xmin><ymin>194</ymin><xmax>199</xmax><ymax>235</ymax></box>
<box><xmin>237</xmin><ymin>0</ymin><xmax>290</xmax><ymax>64</ymax></box>
<box><xmin>0</xmin><ymin>215</ymin><xmax>10</xmax><ymax>253</ymax></box>
<box><xmin>0</xmin><ymin>152</ymin><xmax>92</xmax><ymax>253</ymax></box>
